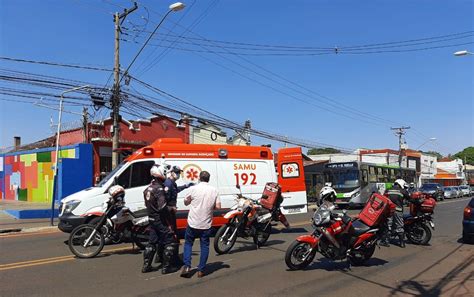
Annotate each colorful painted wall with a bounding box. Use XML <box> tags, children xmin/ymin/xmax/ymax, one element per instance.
<box><xmin>1</xmin><ymin>144</ymin><xmax>93</xmax><ymax>203</ymax></box>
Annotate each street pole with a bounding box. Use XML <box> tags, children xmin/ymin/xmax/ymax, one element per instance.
<box><xmin>82</xmin><ymin>107</ymin><xmax>88</xmax><ymax>143</ymax></box>
<box><xmin>51</xmin><ymin>85</ymin><xmax>89</xmax><ymax>226</ymax></box>
<box><xmin>111</xmin><ymin>2</ymin><xmax>138</xmax><ymax>169</ymax></box>
<box><xmin>391</xmin><ymin>126</ymin><xmax>410</xmax><ymax>168</ymax></box>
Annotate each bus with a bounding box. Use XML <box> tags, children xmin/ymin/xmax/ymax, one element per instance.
<box><xmin>323</xmin><ymin>161</ymin><xmax>416</xmax><ymax>207</ymax></box>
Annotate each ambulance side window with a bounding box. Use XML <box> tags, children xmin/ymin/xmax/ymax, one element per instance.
<box><xmin>116</xmin><ymin>166</ymin><xmax>132</xmax><ymax>188</ymax></box>
<box><xmin>130</xmin><ymin>161</ymin><xmax>155</xmax><ymax>188</ymax></box>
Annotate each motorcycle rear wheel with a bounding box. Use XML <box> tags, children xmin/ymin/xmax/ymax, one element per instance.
<box><xmin>214</xmin><ymin>224</ymin><xmax>237</xmax><ymax>254</ymax></box>
<box><xmin>131</xmin><ymin>229</ymin><xmax>149</xmax><ymax>250</ymax></box>
<box><xmin>406</xmin><ymin>223</ymin><xmax>431</xmax><ymax>245</ymax></box>
<box><xmin>68</xmin><ymin>224</ymin><xmax>105</xmax><ymax>258</ymax></box>
<box><xmin>253</xmin><ymin>224</ymin><xmax>272</xmax><ymax>247</ymax></box>
<box><xmin>349</xmin><ymin>244</ymin><xmax>375</xmax><ymax>266</ymax></box>
<box><xmin>285</xmin><ymin>241</ymin><xmax>316</xmax><ymax>270</ymax></box>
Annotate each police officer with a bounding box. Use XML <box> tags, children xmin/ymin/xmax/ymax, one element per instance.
<box><xmin>382</xmin><ymin>178</ymin><xmax>411</xmax><ymax>248</ymax></box>
<box><xmin>164</xmin><ymin>165</ymin><xmax>194</xmax><ymax>235</ymax></box>
<box><xmin>142</xmin><ymin>164</ymin><xmax>178</xmax><ymax>274</ymax></box>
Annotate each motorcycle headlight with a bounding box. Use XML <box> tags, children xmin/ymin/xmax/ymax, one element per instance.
<box><xmin>62</xmin><ymin>200</ymin><xmax>81</xmax><ymax>214</ymax></box>
<box><xmin>314</xmin><ymin>213</ymin><xmax>323</xmax><ymax>225</ymax></box>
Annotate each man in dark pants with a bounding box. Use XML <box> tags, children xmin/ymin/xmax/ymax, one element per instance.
<box><xmin>142</xmin><ymin>164</ymin><xmax>177</xmax><ymax>274</ymax></box>
<box><xmin>381</xmin><ymin>178</ymin><xmax>411</xmax><ymax>248</ymax></box>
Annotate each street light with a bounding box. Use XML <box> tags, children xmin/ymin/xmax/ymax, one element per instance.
<box><xmin>51</xmin><ymin>85</ymin><xmax>89</xmax><ymax>226</ymax></box>
<box><xmin>416</xmin><ymin>137</ymin><xmax>437</xmax><ymax>151</ymax></box>
<box><xmin>120</xmin><ymin>2</ymin><xmax>185</xmax><ymax>82</ymax></box>
<box><xmin>454</xmin><ymin>50</ymin><xmax>473</xmax><ymax>56</ymax></box>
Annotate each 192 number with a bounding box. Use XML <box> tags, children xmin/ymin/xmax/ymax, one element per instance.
<box><xmin>234</xmin><ymin>173</ymin><xmax>257</xmax><ymax>185</ymax></box>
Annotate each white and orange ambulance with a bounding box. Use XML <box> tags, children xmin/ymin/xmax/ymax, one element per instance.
<box><xmin>58</xmin><ymin>138</ymin><xmax>307</xmax><ymax>232</ymax></box>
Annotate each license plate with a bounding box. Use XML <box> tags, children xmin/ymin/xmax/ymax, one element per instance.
<box><xmin>288</xmin><ymin>208</ymin><xmax>302</xmax><ymax>214</ymax></box>
<box><xmin>429</xmin><ymin>221</ymin><xmax>435</xmax><ymax>228</ymax></box>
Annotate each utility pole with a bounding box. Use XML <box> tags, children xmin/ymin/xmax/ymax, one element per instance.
<box><xmin>111</xmin><ymin>2</ymin><xmax>138</xmax><ymax>169</ymax></box>
<box><xmin>391</xmin><ymin>126</ymin><xmax>410</xmax><ymax>168</ymax></box>
<box><xmin>244</xmin><ymin>119</ymin><xmax>251</xmax><ymax>146</ymax></box>
<box><xmin>82</xmin><ymin>107</ymin><xmax>88</xmax><ymax>143</ymax></box>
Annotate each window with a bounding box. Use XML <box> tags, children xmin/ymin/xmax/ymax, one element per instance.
<box><xmin>361</xmin><ymin>169</ymin><xmax>368</xmax><ymax>185</ymax></box>
<box><xmin>281</xmin><ymin>163</ymin><xmax>300</xmax><ymax>178</ymax></box>
<box><xmin>130</xmin><ymin>161</ymin><xmax>155</xmax><ymax>188</ymax></box>
<box><xmin>116</xmin><ymin>166</ymin><xmax>131</xmax><ymax>188</ymax></box>
<box><xmin>115</xmin><ymin>161</ymin><xmax>155</xmax><ymax>189</ymax></box>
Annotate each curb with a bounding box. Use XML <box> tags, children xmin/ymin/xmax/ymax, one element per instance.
<box><xmin>0</xmin><ymin>226</ymin><xmax>58</xmax><ymax>235</ymax></box>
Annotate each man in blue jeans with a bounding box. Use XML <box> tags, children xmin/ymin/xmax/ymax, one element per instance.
<box><xmin>181</xmin><ymin>171</ymin><xmax>221</xmax><ymax>278</ymax></box>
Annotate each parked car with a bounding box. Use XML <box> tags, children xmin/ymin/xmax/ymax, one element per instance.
<box><xmin>452</xmin><ymin>186</ymin><xmax>462</xmax><ymax>198</ymax></box>
<box><xmin>462</xmin><ymin>198</ymin><xmax>474</xmax><ymax>243</ymax></box>
<box><xmin>443</xmin><ymin>187</ymin><xmax>458</xmax><ymax>199</ymax></box>
<box><xmin>419</xmin><ymin>183</ymin><xmax>444</xmax><ymax>201</ymax></box>
<box><xmin>470</xmin><ymin>186</ymin><xmax>474</xmax><ymax>196</ymax></box>
<box><xmin>459</xmin><ymin>185</ymin><xmax>470</xmax><ymax>197</ymax></box>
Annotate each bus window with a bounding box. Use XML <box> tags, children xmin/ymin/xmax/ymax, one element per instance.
<box><xmin>368</xmin><ymin>166</ymin><xmax>377</xmax><ymax>182</ymax></box>
<box><xmin>361</xmin><ymin>169</ymin><xmax>368</xmax><ymax>186</ymax></box>
<box><xmin>389</xmin><ymin>169</ymin><xmax>395</xmax><ymax>180</ymax></box>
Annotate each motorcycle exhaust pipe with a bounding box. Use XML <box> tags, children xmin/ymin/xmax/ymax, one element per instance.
<box><xmin>321</xmin><ymin>227</ymin><xmax>340</xmax><ymax>249</ymax></box>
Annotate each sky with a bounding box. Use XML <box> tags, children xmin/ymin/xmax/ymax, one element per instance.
<box><xmin>0</xmin><ymin>0</ymin><xmax>473</xmax><ymax>155</ymax></box>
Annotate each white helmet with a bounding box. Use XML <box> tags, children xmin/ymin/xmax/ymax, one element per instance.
<box><xmin>395</xmin><ymin>179</ymin><xmax>408</xmax><ymax>189</ymax></box>
<box><xmin>320</xmin><ymin>185</ymin><xmax>336</xmax><ymax>203</ymax></box>
<box><xmin>150</xmin><ymin>164</ymin><xmax>169</xmax><ymax>179</ymax></box>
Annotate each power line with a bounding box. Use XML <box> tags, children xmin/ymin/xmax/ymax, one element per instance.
<box><xmin>0</xmin><ymin>56</ymin><xmax>113</xmax><ymax>72</ymax></box>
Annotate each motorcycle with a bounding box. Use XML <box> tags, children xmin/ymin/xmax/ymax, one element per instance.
<box><xmin>68</xmin><ymin>190</ymin><xmax>149</xmax><ymax>258</ymax></box>
<box><xmin>285</xmin><ymin>193</ymin><xmax>394</xmax><ymax>270</ymax></box>
<box><xmin>402</xmin><ymin>192</ymin><xmax>436</xmax><ymax>245</ymax></box>
<box><xmin>214</xmin><ymin>182</ymin><xmax>290</xmax><ymax>254</ymax></box>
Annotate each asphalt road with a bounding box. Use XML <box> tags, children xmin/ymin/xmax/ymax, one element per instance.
<box><xmin>1</xmin><ymin>198</ymin><xmax>473</xmax><ymax>297</ymax></box>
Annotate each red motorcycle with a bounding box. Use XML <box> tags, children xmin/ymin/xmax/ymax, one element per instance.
<box><xmin>285</xmin><ymin>193</ymin><xmax>395</xmax><ymax>270</ymax></box>
<box><xmin>403</xmin><ymin>192</ymin><xmax>436</xmax><ymax>245</ymax></box>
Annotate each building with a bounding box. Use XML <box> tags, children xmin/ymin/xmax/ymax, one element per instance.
<box><xmin>190</xmin><ymin>122</ymin><xmax>227</xmax><ymax>144</ymax></box>
<box><xmin>465</xmin><ymin>164</ymin><xmax>474</xmax><ymax>186</ymax></box>
<box><xmin>433</xmin><ymin>158</ymin><xmax>465</xmax><ymax>186</ymax></box>
<box><xmin>59</xmin><ymin>115</ymin><xmax>189</xmax><ymax>184</ymax></box>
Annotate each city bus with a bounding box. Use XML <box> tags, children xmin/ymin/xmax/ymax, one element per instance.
<box><xmin>323</xmin><ymin>161</ymin><xmax>416</xmax><ymax>207</ymax></box>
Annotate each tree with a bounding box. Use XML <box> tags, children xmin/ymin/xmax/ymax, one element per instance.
<box><xmin>453</xmin><ymin>147</ymin><xmax>474</xmax><ymax>165</ymax></box>
<box><xmin>307</xmin><ymin>147</ymin><xmax>341</xmax><ymax>155</ymax></box>
<box><xmin>422</xmin><ymin>151</ymin><xmax>443</xmax><ymax>160</ymax></box>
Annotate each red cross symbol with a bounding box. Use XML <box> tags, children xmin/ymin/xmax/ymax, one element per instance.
<box><xmin>186</xmin><ymin>168</ymin><xmax>199</xmax><ymax>181</ymax></box>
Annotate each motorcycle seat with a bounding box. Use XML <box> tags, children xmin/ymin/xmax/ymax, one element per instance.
<box><xmin>131</xmin><ymin>208</ymin><xmax>148</xmax><ymax>218</ymax></box>
<box><xmin>352</xmin><ymin>219</ymin><xmax>371</xmax><ymax>236</ymax></box>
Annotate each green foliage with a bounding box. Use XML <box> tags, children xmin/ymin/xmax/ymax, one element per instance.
<box><xmin>307</xmin><ymin>147</ymin><xmax>341</xmax><ymax>155</ymax></box>
<box><xmin>453</xmin><ymin>147</ymin><xmax>474</xmax><ymax>165</ymax></box>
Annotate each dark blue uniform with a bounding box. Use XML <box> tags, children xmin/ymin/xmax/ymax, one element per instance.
<box><xmin>164</xmin><ymin>178</ymin><xmax>191</xmax><ymax>236</ymax></box>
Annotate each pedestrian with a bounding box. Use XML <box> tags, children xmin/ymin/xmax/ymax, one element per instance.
<box><xmin>180</xmin><ymin>171</ymin><xmax>221</xmax><ymax>278</ymax></box>
<box><xmin>142</xmin><ymin>164</ymin><xmax>179</xmax><ymax>274</ymax></box>
<box><xmin>380</xmin><ymin>177</ymin><xmax>410</xmax><ymax>248</ymax></box>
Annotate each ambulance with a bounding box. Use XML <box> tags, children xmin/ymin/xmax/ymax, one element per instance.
<box><xmin>58</xmin><ymin>138</ymin><xmax>307</xmax><ymax>232</ymax></box>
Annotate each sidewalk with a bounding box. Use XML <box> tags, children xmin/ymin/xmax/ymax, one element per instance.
<box><xmin>0</xmin><ymin>200</ymin><xmax>59</xmax><ymax>233</ymax></box>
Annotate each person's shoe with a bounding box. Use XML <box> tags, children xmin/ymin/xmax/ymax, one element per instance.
<box><xmin>197</xmin><ymin>271</ymin><xmax>205</xmax><ymax>278</ymax></box>
<box><xmin>142</xmin><ymin>245</ymin><xmax>156</xmax><ymax>273</ymax></box>
<box><xmin>180</xmin><ymin>266</ymin><xmax>192</xmax><ymax>278</ymax></box>
<box><xmin>399</xmin><ymin>235</ymin><xmax>406</xmax><ymax>248</ymax></box>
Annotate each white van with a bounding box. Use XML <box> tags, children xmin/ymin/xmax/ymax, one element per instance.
<box><xmin>58</xmin><ymin>138</ymin><xmax>307</xmax><ymax>232</ymax></box>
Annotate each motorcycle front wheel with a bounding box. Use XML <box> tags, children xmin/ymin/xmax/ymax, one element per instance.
<box><xmin>214</xmin><ymin>224</ymin><xmax>237</xmax><ymax>254</ymax></box>
<box><xmin>285</xmin><ymin>241</ymin><xmax>316</xmax><ymax>270</ymax></box>
<box><xmin>406</xmin><ymin>222</ymin><xmax>431</xmax><ymax>245</ymax></box>
<box><xmin>68</xmin><ymin>224</ymin><xmax>105</xmax><ymax>258</ymax></box>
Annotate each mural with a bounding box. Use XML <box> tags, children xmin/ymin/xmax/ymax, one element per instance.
<box><xmin>1</xmin><ymin>144</ymin><xmax>92</xmax><ymax>203</ymax></box>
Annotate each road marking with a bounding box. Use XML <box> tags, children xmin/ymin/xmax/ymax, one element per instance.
<box><xmin>0</xmin><ymin>246</ymin><xmax>135</xmax><ymax>271</ymax></box>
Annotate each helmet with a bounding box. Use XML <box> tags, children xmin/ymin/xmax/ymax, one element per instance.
<box><xmin>150</xmin><ymin>164</ymin><xmax>169</xmax><ymax>179</ymax></box>
<box><xmin>320</xmin><ymin>186</ymin><xmax>336</xmax><ymax>203</ymax></box>
<box><xmin>324</xmin><ymin>182</ymin><xmax>332</xmax><ymax>187</ymax></box>
<box><xmin>108</xmin><ymin>185</ymin><xmax>125</xmax><ymax>202</ymax></box>
<box><xmin>395</xmin><ymin>179</ymin><xmax>408</xmax><ymax>189</ymax></box>
<box><xmin>169</xmin><ymin>165</ymin><xmax>183</xmax><ymax>180</ymax></box>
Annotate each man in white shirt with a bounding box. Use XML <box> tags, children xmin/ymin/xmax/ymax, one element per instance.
<box><xmin>181</xmin><ymin>171</ymin><xmax>221</xmax><ymax>278</ymax></box>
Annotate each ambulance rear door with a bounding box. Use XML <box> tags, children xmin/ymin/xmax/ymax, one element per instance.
<box><xmin>277</xmin><ymin>147</ymin><xmax>308</xmax><ymax>214</ymax></box>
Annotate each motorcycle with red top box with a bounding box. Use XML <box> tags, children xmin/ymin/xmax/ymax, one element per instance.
<box><xmin>401</xmin><ymin>191</ymin><xmax>436</xmax><ymax>245</ymax></box>
<box><xmin>214</xmin><ymin>182</ymin><xmax>290</xmax><ymax>254</ymax></box>
<box><xmin>285</xmin><ymin>193</ymin><xmax>395</xmax><ymax>270</ymax></box>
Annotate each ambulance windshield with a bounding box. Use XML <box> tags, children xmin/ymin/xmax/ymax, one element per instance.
<box><xmin>97</xmin><ymin>162</ymin><xmax>126</xmax><ymax>187</ymax></box>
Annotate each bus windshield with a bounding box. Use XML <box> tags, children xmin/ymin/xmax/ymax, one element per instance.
<box><xmin>327</xmin><ymin>170</ymin><xmax>360</xmax><ymax>191</ymax></box>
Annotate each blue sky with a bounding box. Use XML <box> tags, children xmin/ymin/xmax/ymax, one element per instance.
<box><xmin>0</xmin><ymin>0</ymin><xmax>473</xmax><ymax>155</ymax></box>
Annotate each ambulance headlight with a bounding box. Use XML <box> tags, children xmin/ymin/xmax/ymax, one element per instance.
<box><xmin>351</xmin><ymin>190</ymin><xmax>360</xmax><ymax>199</ymax></box>
<box><xmin>63</xmin><ymin>200</ymin><xmax>81</xmax><ymax>214</ymax></box>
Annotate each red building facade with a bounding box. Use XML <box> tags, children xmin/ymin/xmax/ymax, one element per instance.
<box><xmin>59</xmin><ymin>116</ymin><xmax>190</xmax><ymax>183</ymax></box>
